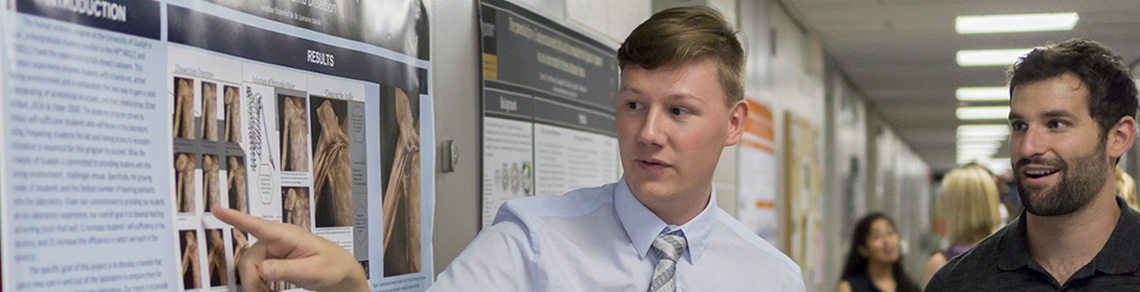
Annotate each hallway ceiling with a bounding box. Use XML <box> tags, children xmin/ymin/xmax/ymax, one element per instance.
<box><xmin>778</xmin><ymin>0</ymin><xmax>1140</xmax><ymax>172</ymax></box>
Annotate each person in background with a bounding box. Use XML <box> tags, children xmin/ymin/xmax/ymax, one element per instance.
<box><xmin>1115</xmin><ymin>166</ymin><xmax>1137</xmax><ymax>209</ymax></box>
<box><xmin>991</xmin><ymin>170</ymin><xmax>1011</xmax><ymax>222</ymax></box>
<box><xmin>837</xmin><ymin>213</ymin><xmax>920</xmax><ymax>292</ymax></box>
<box><xmin>998</xmin><ymin>171</ymin><xmax>1022</xmax><ymax>223</ymax></box>
<box><xmin>921</xmin><ymin>164</ymin><xmax>1002</xmax><ymax>288</ymax></box>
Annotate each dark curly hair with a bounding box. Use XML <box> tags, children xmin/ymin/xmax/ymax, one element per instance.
<box><xmin>1009</xmin><ymin>38</ymin><xmax>1138</xmax><ymax>141</ymax></box>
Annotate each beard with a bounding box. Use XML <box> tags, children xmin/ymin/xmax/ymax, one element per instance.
<box><xmin>1015</xmin><ymin>142</ymin><xmax>1109</xmax><ymax>217</ymax></box>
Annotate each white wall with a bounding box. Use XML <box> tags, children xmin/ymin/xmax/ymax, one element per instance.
<box><xmin>429</xmin><ymin>0</ymin><xmax>482</xmax><ymax>276</ymax></box>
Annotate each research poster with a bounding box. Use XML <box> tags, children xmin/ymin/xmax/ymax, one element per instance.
<box><xmin>478</xmin><ymin>0</ymin><xmax>620</xmax><ymax>228</ymax></box>
<box><xmin>1</xmin><ymin>0</ymin><xmax>435</xmax><ymax>291</ymax></box>
<box><xmin>737</xmin><ymin>98</ymin><xmax>778</xmax><ymax>243</ymax></box>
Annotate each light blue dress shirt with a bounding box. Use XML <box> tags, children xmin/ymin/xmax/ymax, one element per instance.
<box><xmin>430</xmin><ymin>178</ymin><xmax>806</xmax><ymax>291</ymax></box>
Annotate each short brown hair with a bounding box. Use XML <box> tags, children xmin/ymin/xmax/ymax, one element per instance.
<box><xmin>618</xmin><ymin>6</ymin><xmax>744</xmax><ymax>104</ymax></box>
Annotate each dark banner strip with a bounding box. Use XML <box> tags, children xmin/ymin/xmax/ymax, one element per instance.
<box><xmin>167</xmin><ymin>4</ymin><xmax>427</xmax><ymax>95</ymax></box>
<box><xmin>16</xmin><ymin>0</ymin><xmax>161</xmax><ymax>40</ymax></box>
<box><xmin>480</xmin><ymin>0</ymin><xmax>617</xmax><ymax>112</ymax></box>
<box><xmin>483</xmin><ymin>89</ymin><xmax>536</xmax><ymax>118</ymax></box>
<box><xmin>533</xmin><ymin>97</ymin><xmax>616</xmax><ymax>136</ymax></box>
<box><xmin>485</xmin><ymin>79</ymin><xmax>612</xmax><ymax>114</ymax></box>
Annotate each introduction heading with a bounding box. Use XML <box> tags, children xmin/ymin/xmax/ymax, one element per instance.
<box><xmin>35</xmin><ymin>0</ymin><xmax>127</xmax><ymax>23</ymax></box>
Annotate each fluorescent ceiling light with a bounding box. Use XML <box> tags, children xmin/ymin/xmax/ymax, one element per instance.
<box><xmin>958</xmin><ymin>152</ymin><xmax>995</xmax><ymax>158</ymax></box>
<box><xmin>984</xmin><ymin>158</ymin><xmax>1013</xmax><ymax>172</ymax></box>
<box><xmin>958</xmin><ymin>124</ymin><xmax>1009</xmax><ymax>132</ymax></box>
<box><xmin>958</xmin><ymin>157</ymin><xmax>996</xmax><ymax>165</ymax></box>
<box><xmin>957</xmin><ymin>49</ymin><xmax>1033</xmax><ymax>67</ymax></box>
<box><xmin>957</xmin><ymin>87</ymin><xmax>1009</xmax><ymax>101</ymax></box>
<box><xmin>959</xmin><ymin>151</ymin><xmax>998</xmax><ymax>158</ymax></box>
<box><xmin>959</xmin><ymin>149</ymin><xmax>998</xmax><ymax>156</ymax></box>
<box><xmin>957</xmin><ymin>139</ymin><xmax>1001</xmax><ymax>146</ymax></box>
<box><xmin>957</xmin><ymin>106</ymin><xmax>1010</xmax><ymax>120</ymax></box>
<box><xmin>957</xmin><ymin>136</ymin><xmax>1006</xmax><ymax>143</ymax></box>
<box><xmin>958</xmin><ymin>154</ymin><xmax>992</xmax><ymax>161</ymax></box>
<box><xmin>957</xmin><ymin>13</ymin><xmax>1079</xmax><ymax>34</ymax></box>
<box><xmin>958</xmin><ymin>124</ymin><xmax>1010</xmax><ymax>138</ymax></box>
<box><xmin>958</xmin><ymin>142</ymin><xmax>1001</xmax><ymax>150</ymax></box>
<box><xmin>958</xmin><ymin>157</ymin><xmax>994</xmax><ymax>165</ymax></box>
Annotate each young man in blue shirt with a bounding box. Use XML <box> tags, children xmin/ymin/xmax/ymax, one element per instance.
<box><xmin>216</xmin><ymin>6</ymin><xmax>805</xmax><ymax>292</ymax></box>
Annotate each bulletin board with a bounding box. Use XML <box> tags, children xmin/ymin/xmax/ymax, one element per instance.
<box><xmin>782</xmin><ymin>111</ymin><xmax>824</xmax><ymax>290</ymax></box>
<box><xmin>1</xmin><ymin>0</ymin><xmax>435</xmax><ymax>291</ymax></box>
<box><xmin>477</xmin><ymin>0</ymin><xmax>620</xmax><ymax>228</ymax></box>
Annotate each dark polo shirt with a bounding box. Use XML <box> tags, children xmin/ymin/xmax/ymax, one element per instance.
<box><xmin>926</xmin><ymin>196</ymin><xmax>1140</xmax><ymax>291</ymax></box>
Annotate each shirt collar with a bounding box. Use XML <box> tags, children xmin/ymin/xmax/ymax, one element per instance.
<box><xmin>996</xmin><ymin>209</ymin><xmax>1031</xmax><ymax>271</ymax></box>
<box><xmin>1088</xmin><ymin>196</ymin><xmax>1140</xmax><ymax>274</ymax></box>
<box><xmin>997</xmin><ymin>196</ymin><xmax>1140</xmax><ymax>275</ymax></box>
<box><xmin>614</xmin><ymin>176</ymin><xmax>716</xmax><ymax>264</ymax></box>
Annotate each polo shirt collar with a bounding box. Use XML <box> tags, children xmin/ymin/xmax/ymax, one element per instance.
<box><xmin>997</xmin><ymin>196</ymin><xmax>1140</xmax><ymax>275</ymax></box>
<box><xmin>996</xmin><ymin>210</ymin><xmax>1031</xmax><ymax>271</ymax></box>
<box><xmin>615</xmin><ymin>176</ymin><xmax>715</xmax><ymax>264</ymax></box>
<box><xmin>1087</xmin><ymin>196</ymin><xmax>1140</xmax><ymax>275</ymax></box>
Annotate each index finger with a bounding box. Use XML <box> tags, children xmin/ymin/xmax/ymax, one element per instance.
<box><xmin>211</xmin><ymin>205</ymin><xmax>286</xmax><ymax>242</ymax></box>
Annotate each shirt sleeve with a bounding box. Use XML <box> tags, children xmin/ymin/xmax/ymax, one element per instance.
<box><xmin>428</xmin><ymin>215</ymin><xmax>535</xmax><ymax>291</ymax></box>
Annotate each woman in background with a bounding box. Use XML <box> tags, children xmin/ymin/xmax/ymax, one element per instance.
<box><xmin>921</xmin><ymin>164</ymin><xmax>1002</xmax><ymax>288</ymax></box>
<box><xmin>838</xmin><ymin>213</ymin><xmax>920</xmax><ymax>292</ymax></box>
<box><xmin>1116</xmin><ymin>166</ymin><xmax>1137</xmax><ymax>210</ymax></box>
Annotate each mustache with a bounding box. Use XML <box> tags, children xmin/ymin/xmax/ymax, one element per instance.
<box><xmin>1014</xmin><ymin>156</ymin><xmax>1066</xmax><ymax>170</ymax></box>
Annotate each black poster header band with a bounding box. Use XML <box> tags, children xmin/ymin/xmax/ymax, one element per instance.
<box><xmin>167</xmin><ymin>4</ymin><xmax>427</xmax><ymax>95</ymax></box>
<box><xmin>480</xmin><ymin>0</ymin><xmax>618</xmax><ymax>114</ymax></box>
<box><xmin>16</xmin><ymin>0</ymin><xmax>161</xmax><ymax>40</ymax></box>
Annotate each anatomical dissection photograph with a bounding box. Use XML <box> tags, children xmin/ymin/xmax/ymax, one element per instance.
<box><xmin>310</xmin><ymin>95</ymin><xmax>353</xmax><ymax>228</ymax></box>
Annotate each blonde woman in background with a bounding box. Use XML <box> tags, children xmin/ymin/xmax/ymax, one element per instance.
<box><xmin>1116</xmin><ymin>166</ymin><xmax>1137</xmax><ymax>209</ymax></box>
<box><xmin>922</xmin><ymin>164</ymin><xmax>1002</xmax><ymax>288</ymax></box>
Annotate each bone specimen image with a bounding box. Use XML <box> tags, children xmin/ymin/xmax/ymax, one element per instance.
<box><xmin>313</xmin><ymin>98</ymin><xmax>353</xmax><ymax>227</ymax></box>
<box><xmin>202</xmin><ymin>82</ymin><xmax>218</xmax><ymax>141</ymax></box>
<box><xmin>175</xmin><ymin>153</ymin><xmax>195</xmax><ymax>213</ymax></box>
<box><xmin>231</xmin><ymin>229</ymin><xmax>248</xmax><ymax>285</ymax></box>
<box><xmin>181</xmin><ymin>230</ymin><xmax>200</xmax><ymax>289</ymax></box>
<box><xmin>383</xmin><ymin>88</ymin><xmax>421</xmax><ymax>276</ymax></box>
<box><xmin>206</xmin><ymin>229</ymin><xmax>227</xmax><ymax>287</ymax></box>
<box><xmin>227</xmin><ymin>156</ymin><xmax>247</xmax><ymax>213</ymax></box>
<box><xmin>173</xmin><ymin>77</ymin><xmax>195</xmax><ymax>139</ymax></box>
<box><xmin>224</xmin><ymin>85</ymin><xmax>242</xmax><ymax>143</ymax></box>
<box><xmin>283</xmin><ymin>187</ymin><xmax>311</xmax><ymax>232</ymax></box>
<box><xmin>281</xmin><ymin>96</ymin><xmax>309</xmax><ymax>172</ymax></box>
<box><xmin>203</xmin><ymin>155</ymin><xmax>220</xmax><ymax>213</ymax></box>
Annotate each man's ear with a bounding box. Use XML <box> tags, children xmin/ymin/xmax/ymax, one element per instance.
<box><xmin>725</xmin><ymin>99</ymin><xmax>749</xmax><ymax>147</ymax></box>
<box><xmin>1108</xmin><ymin>116</ymin><xmax>1136</xmax><ymax>160</ymax></box>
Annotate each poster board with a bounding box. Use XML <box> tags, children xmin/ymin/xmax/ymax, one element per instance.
<box><xmin>1</xmin><ymin>0</ymin><xmax>435</xmax><ymax>291</ymax></box>
<box><xmin>736</xmin><ymin>97</ymin><xmax>779</xmax><ymax>242</ymax></box>
<box><xmin>782</xmin><ymin>111</ymin><xmax>824</xmax><ymax>290</ymax></box>
<box><xmin>478</xmin><ymin>0</ymin><xmax>619</xmax><ymax>228</ymax></box>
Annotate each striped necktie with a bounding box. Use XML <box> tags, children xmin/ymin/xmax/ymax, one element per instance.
<box><xmin>648</xmin><ymin>231</ymin><xmax>687</xmax><ymax>292</ymax></box>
